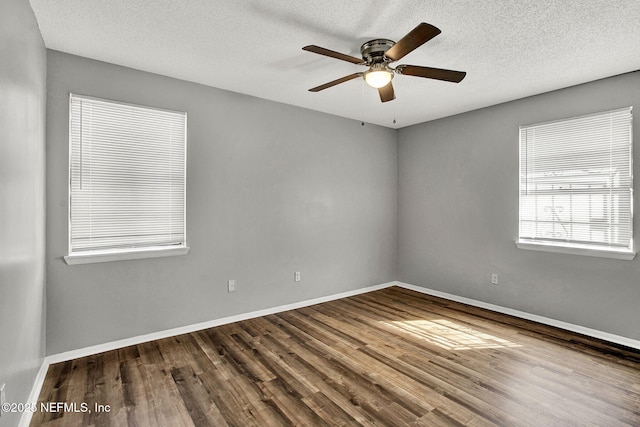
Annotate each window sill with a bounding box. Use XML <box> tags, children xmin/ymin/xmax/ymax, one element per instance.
<box><xmin>516</xmin><ymin>240</ymin><xmax>635</xmax><ymax>260</ymax></box>
<box><xmin>64</xmin><ymin>246</ymin><xmax>190</xmax><ymax>265</ymax></box>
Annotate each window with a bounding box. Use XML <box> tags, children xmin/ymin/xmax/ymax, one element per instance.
<box><xmin>65</xmin><ymin>94</ymin><xmax>188</xmax><ymax>265</ymax></box>
<box><xmin>517</xmin><ymin>107</ymin><xmax>634</xmax><ymax>260</ymax></box>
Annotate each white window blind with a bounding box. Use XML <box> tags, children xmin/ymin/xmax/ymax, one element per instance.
<box><xmin>69</xmin><ymin>94</ymin><xmax>186</xmax><ymax>256</ymax></box>
<box><xmin>519</xmin><ymin>107</ymin><xmax>633</xmax><ymax>255</ymax></box>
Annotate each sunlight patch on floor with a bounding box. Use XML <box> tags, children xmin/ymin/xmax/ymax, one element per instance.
<box><xmin>384</xmin><ymin>319</ymin><xmax>522</xmax><ymax>350</ymax></box>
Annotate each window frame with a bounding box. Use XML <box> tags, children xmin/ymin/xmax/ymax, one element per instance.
<box><xmin>64</xmin><ymin>93</ymin><xmax>189</xmax><ymax>265</ymax></box>
<box><xmin>516</xmin><ymin>107</ymin><xmax>635</xmax><ymax>260</ymax></box>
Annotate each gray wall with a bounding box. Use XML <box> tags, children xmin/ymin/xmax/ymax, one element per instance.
<box><xmin>0</xmin><ymin>0</ymin><xmax>47</xmax><ymax>425</ymax></box>
<box><xmin>46</xmin><ymin>51</ymin><xmax>397</xmax><ymax>354</ymax></box>
<box><xmin>398</xmin><ymin>71</ymin><xmax>640</xmax><ymax>341</ymax></box>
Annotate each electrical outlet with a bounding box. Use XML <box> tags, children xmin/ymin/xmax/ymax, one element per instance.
<box><xmin>228</xmin><ymin>280</ymin><xmax>236</xmax><ymax>293</ymax></box>
<box><xmin>0</xmin><ymin>383</ymin><xmax>5</xmax><ymax>417</ymax></box>
<box><xmin>491</xmin><ymin>273</ymin><xmax>499</xmax><ymax>285</ymax></box>
<box><xmin>294</xmin><ymin>271</ymin><xmax>301</xmax><ymax>282</ymax></box>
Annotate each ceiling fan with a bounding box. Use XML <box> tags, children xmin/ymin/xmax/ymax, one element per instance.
<box><xmin>302</xmin><ymin>22</ymin><xmax>466</xmax><ymax>102</ymax></box>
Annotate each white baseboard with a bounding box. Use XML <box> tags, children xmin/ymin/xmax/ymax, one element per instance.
<box><xmin>394</xmin><ymin>281</ymin><xmax>640</xmax><ymax>351</ymax></box>
<box><xmin>47</xmin><ymin>281</ymin><xmax>395</xmax><ymax>365</ymax></box>
<box><xmin>19</xmin><ymin>358</ymin><xmax>49</xmax><ymax>427</ymax></box>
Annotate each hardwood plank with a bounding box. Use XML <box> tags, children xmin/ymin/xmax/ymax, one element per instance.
<box><xmin>171</xmin><ymin>366</ymin><xmax>227</xmax><ymax>427</ymax></box>
<box><xmin>184</xmin><ymin>332</ymin><xmax>287</xmax><ymax>426</ymax></box>
<box><xmin>32</xmin><ymin>287</ymin><xmax>640</xmax><ymax>426</ymax></box>
<box><xmin>119</xmin><ymin>354</ymin><xmax>154</xmax><ymax>427</ymax></box>
<box><xmin>258</xmin><ymin>377</ymin><xmax>330</xmax><ymax>426</ymax></box>
<box><xmin>205</xmin><ymin>327</ymin><xmax>276</xmax><ymax>382</ymax></box>
<box><xmin>99</xmin><ymin>350</ymin><xmax>126</xmax><ymax>426</ymax></box>
<box><xmin>257</xmin><ymin>331</ymin><xmax>381</xmax><ymax>425</ymax></box>
<box><xmin>136</xmin><ymin>341</ymin><xmax>195</xmax><ymax>426</ymax></box>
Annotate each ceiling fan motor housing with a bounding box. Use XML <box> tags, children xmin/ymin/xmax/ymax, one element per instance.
<box><xmin>360</xmin><ymin>39</ymin><xmax>395</xmax><ymax>64</ymax></box>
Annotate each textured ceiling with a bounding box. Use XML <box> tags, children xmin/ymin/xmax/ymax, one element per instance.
<box><xmin>30</xmin><ymin>0</ymin><xmax>640</xmax><ymax>129</ymax></box>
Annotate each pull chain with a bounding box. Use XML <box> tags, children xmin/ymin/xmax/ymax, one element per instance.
<box><xmin>361</xmin><ymin>81</ymin><xmax>365</xmax><ymax>126</ymax></box>
<box><xmin>393</xmin><ymin>80</ymin><xmax>397</xmax><ymax>126</ymax></box>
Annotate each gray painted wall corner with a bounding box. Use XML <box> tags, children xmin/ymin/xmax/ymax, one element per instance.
<box><xmin>0</xmin><ymin>0</ymin><xmax>47</xmax><ymax>425</ymax></box>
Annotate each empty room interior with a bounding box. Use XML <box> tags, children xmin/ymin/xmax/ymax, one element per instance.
<box><xmin>2</xmin><ymin>0</ymin><xmax>640</xmax><ymax>426</ymax></box>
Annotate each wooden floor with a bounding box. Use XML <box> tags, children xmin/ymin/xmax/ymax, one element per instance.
<box><xmin>32</xmin><ymin>286</ymin><xmax>640</xmax><ymax>426</ymax></box>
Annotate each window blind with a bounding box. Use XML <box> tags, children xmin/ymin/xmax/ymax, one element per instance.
<box><xmin>69</xmin><ymin>94</ymin><xmax>186</xmax><ymax>254</ymax></box>
<box><xmin>519</xmin><ymin>107</ymin><xmax>633</xmax><ymax>252</ymax></box>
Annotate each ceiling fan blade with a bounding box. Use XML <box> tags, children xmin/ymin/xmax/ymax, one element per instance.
<box><xmin>384</xmin><ymin>23</ymin><xmax>441</xmax><ymax>62</ymax></box>
<box><xmin>308</xmin><ymin>73</ymin><xmax>362</xmax><ymax>92</ymax></box>
<box><xmin>396</xmin><ymin>65</ymin><xmax>466</xmax><ymax>83</ymax></box>
<box><xmin>302</xmin><ymin>45</ymin><xmax>365</xmax><ymax>65</ymax></box>
<box><xmin>378</xmin><ymin>82</ymin><xmax>395</xmax><ymax>102</ymax></box>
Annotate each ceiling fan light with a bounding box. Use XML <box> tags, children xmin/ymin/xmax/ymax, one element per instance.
<box><xmin>364</xmin><ymin>69</ymin><xmax>393</xmax><ymax>88</ymax></box>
